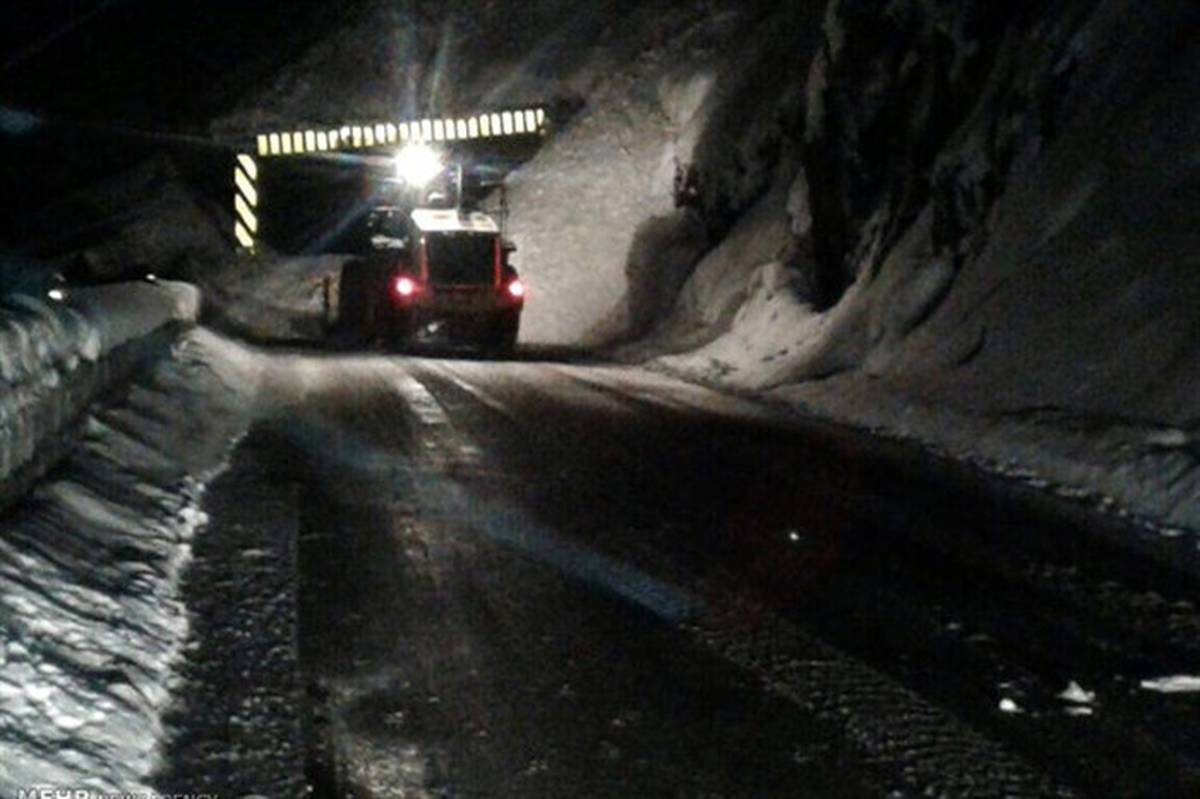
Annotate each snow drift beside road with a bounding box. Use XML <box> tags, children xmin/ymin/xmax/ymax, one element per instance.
<box><xmin>0</xmin><ymin>329</ymin><xmax>260</xmax><ymax>792</ymax></box>
<box><xmin>197</xmin><ymin>253</ymin><xmax>348</xmax><ymax>343</ymax></box>
<box><xmin>1</xmin><ymin>279</ymin><xmax>199</xmax><ymax>501</ymax></box>
<box><xmin>0</xmin><ymin>276</ymin><xmax>216</xmax><ymax>788</ymax></box>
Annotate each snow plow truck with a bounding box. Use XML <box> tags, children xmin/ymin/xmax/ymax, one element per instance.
<box><xmin>337</xmin><ymin>152</ymin><xmax>525</xmax><ymax>354</ymax></box>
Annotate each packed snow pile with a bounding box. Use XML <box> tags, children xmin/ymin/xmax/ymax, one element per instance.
<box><xmin>68</xmin><ymin>281</ymin><xmax>200</xmax><ymax>355</ymax></box>
<box><xmin>0</xmin><ymin>329</ymin><xmax>260</xmax><ymax>793</ymax></box>
<box><xmin>1</xmin><ymin>291</ymin><xmax>95</xmax><ymax>486</ymax></box>
<box><xmin>629</xmin><ymin>169</ymin><xmax>803</xmax><ymax>366</ymax></box>
<box><xmin>646</xmin><ymin>0</ymin><xmax>1200</xmax><ymax>534</ymax></box>
<box><xmin>1</xmin><ymin>279</ymin><xmax>199</xmax><ymax>507</ymax></box>
<box><xmin>199</xmin><ymin>253</ymin><xmax>349</xmax><ymax>343</ymax></box>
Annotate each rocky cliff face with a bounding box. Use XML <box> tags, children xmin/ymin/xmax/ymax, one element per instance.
<box><xmin>790</xmin><ymin>0</ymin><xmax>1200</xmax><ymax>419</ymax></box>
<box><xmin>652</xmin><ymin>0</ymin><xmax>1199</xmax><ymax>530</ymax></box>
<box><xmin>803</xmin><ymin>0</ymin><xmax>1062</xmax><ymax>309</ymax></box>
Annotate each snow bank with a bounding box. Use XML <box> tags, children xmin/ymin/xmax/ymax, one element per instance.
<box><xmin>197</xmin><ymin>253</ymin><xmax>348</xmax><ymax>343</ymax></box>
<box><xmin>0</xmin><ymin>280</ymin><xmax>198</xmax><ymax>513</ymax></box>
<box><xmin>0</xmin><ymin>328</ymin><xmax>260</xmax><ymax>792</ymax></box>
<box><xmin>773</xmin><ymin>372</ymin><xmax>1200</xmax><ymax>541</ymax></box>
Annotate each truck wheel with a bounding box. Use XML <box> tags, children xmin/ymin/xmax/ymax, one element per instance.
<box><xmin>490</xmin><ymin>318</ymin><xmax>519</xmax><ymax>357</ymax></box>
<box><xmin>337</xmin><ymin>259</ymin><xmax>379</xmax><ymax>346</ymax></box>
<box><xmin>362</xmin><ymin>291</ymin><xmax>381</xmax><ymax>346</ymax></box>
<box><xmin>384</xmin><ymin>327</ymin><xmax>414</xmax><ymax>354</ymax></box>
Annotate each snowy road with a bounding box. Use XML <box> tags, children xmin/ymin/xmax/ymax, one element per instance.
<box><xmin>169</xmin><ymin>348</ymin><xmax>1200</xmax><ymax>798</ymax></box>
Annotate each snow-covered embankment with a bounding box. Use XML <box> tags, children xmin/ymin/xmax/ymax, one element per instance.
<box><xmin>1</xmin><ymin>281</ymin><xmax>198</xmax><ymax>512</ymax></box>
<box><xmin>0</xmin><ymin>283</ymin><xmax>262</xmax><ymax>791</ymax></box>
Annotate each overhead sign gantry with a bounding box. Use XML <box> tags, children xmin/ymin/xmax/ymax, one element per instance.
<box><xmin>232</xmin><ymin>107</ymin><xmax>548</xmax><ymax>252</ymax></box>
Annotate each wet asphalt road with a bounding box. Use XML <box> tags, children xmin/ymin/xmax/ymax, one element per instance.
<box><xmin>220</xmin><ymin>351</ymin><xmax>1200</xmax><ymax>798</ymax></box>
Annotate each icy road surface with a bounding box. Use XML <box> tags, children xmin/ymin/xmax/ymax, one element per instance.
<box><xmin>159</xmin><ymin>344</ymin><xmax>1200</xmax><ymax>798</ymax></box>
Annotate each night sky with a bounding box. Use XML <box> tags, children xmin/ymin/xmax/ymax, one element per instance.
<box><xmin>2</xmin><ymin>1</ymin><xmax>340</xmax><ymax>127</ymax></box>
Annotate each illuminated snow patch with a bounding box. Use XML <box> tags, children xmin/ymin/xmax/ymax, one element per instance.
<box><xmin>1058</xmin><ymin>681</ymin><xmax>1096</xmax><ymax>705</ymax></box>
<box><xmin>1139</xmin><ymin>676</ymin><xmax>1200</xmax><ymax>694</ymax></box>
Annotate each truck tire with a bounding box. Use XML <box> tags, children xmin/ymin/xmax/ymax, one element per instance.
<box><xmin>488</xmin><ymin>316</ymin><xmax>519</xmax><ymax>357</ymax></box>
<box><xmin>337</xmin><ymin>260</ymin><xmax>368</xmax><ymax>341</ymax></box>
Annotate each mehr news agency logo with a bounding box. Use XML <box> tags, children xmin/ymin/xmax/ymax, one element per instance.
<box><xmin>16</xmin><ymin>791</ymin><xmax>267</xmax><ymax>799</ymax></box>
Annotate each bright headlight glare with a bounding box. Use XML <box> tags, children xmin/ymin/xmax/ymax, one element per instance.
<box><xmin>394</xmin><ymin>143</ymin><xmax>443</xmax><ymax>188</ymax></box>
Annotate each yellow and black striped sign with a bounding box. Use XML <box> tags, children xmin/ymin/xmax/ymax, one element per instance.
<box><xmin>233</xmin><ymin>153</ymin><xmax>258</xmax><ymax>251</ymax></box>
<box><xmin>234</xmin><ymin>107</ymin><xmax>548</xmax><ymax>251</ymax></box>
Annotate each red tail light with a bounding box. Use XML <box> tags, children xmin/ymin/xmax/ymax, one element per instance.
<box><xmin>393</xmin><ymin>276</ymin><xmax>418</xmax><ymax>299</ymax></box>
<box><xmin>506</xmin><ymin>279</ymin><xmax>526</xmax><ymax>299</ymax></box>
